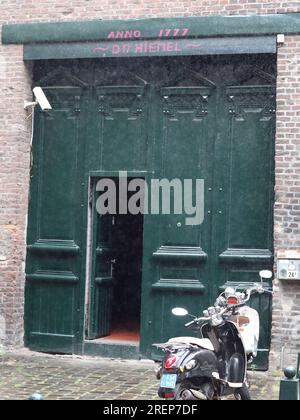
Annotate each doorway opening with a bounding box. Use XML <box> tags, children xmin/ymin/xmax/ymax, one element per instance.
<box><xmin>86</xmin><ymin>177</ymin><xmax>144</xmax><ymax>344</ymax></box>
<box><xmin>108</xmin><ymin>210</ymin><xmax>143</xmax><ymax>343</ymax></box>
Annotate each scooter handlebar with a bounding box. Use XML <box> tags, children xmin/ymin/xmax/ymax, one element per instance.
<box><xmin>185</xmin><ymin>307</ymin><xmax>228</xmax><ymax>328</ymax></box>
<box><xmin>185</xmin><ymin>320</ymin><xmax>196</xmax><ymax>328</ymax></box>
<box><xmin>184</xmin><ymin>288</ymin><xmax>272</xmax><ymax>328</ymax></box>
<box><xmin>244</xmin><ymin>285</ymin><xmax>273</xmax><ymax>303</ymax></box>
<box><xmin>185</xmin><ymin>317</ymin><xmax>210</xmax><ymax>328</ymax></box>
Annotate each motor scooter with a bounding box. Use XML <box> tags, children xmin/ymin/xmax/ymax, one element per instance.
<box><xmin>154</xmin><ymin>270</ymin><xmax>273</xmax><ymax>400</ymax></box>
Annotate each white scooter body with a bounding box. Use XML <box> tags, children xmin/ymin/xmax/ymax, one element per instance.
<box><xmin>235</xmin><ymin>306</ymin><xmax>260</xmax><ymax>358</ymax></box>
<box><xmin>168</xmin><ymin>306</ymin><xmax>260</xmax><ymax>359</ymax></box>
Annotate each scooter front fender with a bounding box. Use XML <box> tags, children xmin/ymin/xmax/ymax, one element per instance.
<box><xmin>227</xmin><ymin>353</ymin><xmax>246</xmax><ymax>387</ymax></box>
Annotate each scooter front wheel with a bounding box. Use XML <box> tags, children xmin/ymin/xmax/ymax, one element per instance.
<box><xmin>234</xmin><ymin>384</ymin><xmax>251</xmax><ymax>400</ymax></box>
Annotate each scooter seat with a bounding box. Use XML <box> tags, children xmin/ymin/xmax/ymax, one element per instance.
<box><xmin>167</xmin><ymin>337</ymin><xmax>214</xmax><ymax>351</ymax></box>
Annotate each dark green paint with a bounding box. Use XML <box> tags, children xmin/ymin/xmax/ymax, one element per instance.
<box><xmin>23</xmin><ymin>36</ymin><xmax>276</xmax><ymax>61</ymax></box>
<box><xmin>84</xmin><ymin>341</ymin><xmax>140</xmax><ymax>360</ymax></box>
<box><xmin>279</xmin><ymin>355</ymin><xmax>300</xmax><ymax>400</ymax></box>
<box><xmin>87</xmin><ymin>195</ymin><xmax>115</xmax><ymax>339</ymax></box>
<box><xmin>26</xmin><ymin>272</ymin><xmax>79</xmax><ymax>284</ymax></box>
<box><xmin>25</xmin><ymin>86</ymin><xmax>88</xmax><ymax>354</ymax></box>
<box><xmin>211</xmin><ymin>77</ymin><xmax>275</xmax><ymax>369</ymax></box>
<box><xmin>219</xmin><ymin>248</ymin><xmax>273</xmax><ymax>264</ymax></box>
<box><xmin>25</xmin><ymin>56</ymin><xmax>275</xmax><ymax>369</ymax></box>
<box><xmin>2</xmin><ymin>13</ymin><xmax>300</xmax><ymax>45</ymax></box>
<box><xmin>27</xmin><ymin>240</ymin><xmax>80</xmax><ymax>254</ymax></box>
<box><xmin>279</xmin><ymin>379</ymin><xmax>300</xmax><ymax>401</ymax></box>
<box><xmin>153</xmin><ymin>246</ymin><xmax>208</xmax><ymax>262</ymax></box>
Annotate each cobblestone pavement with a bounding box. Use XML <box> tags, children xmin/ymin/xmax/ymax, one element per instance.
<box><xmin>0</xmin><ymin>350</ymin><xmax>280</xmax><ymax>400</ymax></box>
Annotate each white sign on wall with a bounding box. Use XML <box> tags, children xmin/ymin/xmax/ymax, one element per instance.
<box><xmin>277</xmin><ymin>259</ymin><xmax>300</xmax><ymax>280</ymax></box>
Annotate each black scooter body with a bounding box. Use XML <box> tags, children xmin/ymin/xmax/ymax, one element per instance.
<box><xmin>157</xmin><ymin>320</ymin><xmax>247</xmax><ymax>399</ymax></box>
<box><xmin>157</xmin><ymin>348</ymin><xmax>218</xmax><ymax>399</ymax></box>
<box><xmin>201</xmin><ymin>321</ymin><xmax>247</xmax><ymax>385</ymax></box>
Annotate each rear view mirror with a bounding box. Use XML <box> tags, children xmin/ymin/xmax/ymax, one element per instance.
<box><xmin>259</xmin><ymin>270</ymin><xmax>273</xmax><ymax>279</ymax></box>
<box><xmin>172</xmin><ymin>307</ymin><xmax>188</xmax><ymax>317</ymax></box>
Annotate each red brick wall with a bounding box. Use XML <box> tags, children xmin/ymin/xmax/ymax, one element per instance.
<box><xmin>0</xmin><ymin>41</ymin><xmax>32</xmax><ymax>346</ymax></box>
<box><xmin>272</xmin><ymin>37</ymin><xmax>300</xmax><ymax>367</ymax></box>
<box><xmin>276</xmin><ymin>37</ymin><xmax>300</xmax><ymax>250</ymax></box>
<box><xmin>0</xmin><ymin>2</ymin><xmax>300</xmax><ymax>374</ymax></box>
<box><xmin>0</xmin><ymin>1</ymin><xmax>300</xmax><ymax>23</ymax></box>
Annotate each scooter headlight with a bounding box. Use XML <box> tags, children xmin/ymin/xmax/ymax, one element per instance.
<box><xmin>185</xmin><ymin>359</ymin><xmax>197</xmax><ymax>371</ymax></box>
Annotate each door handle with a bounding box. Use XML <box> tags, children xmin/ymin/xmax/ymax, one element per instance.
<box><xmin>110</xmin><ymin>259</ymin><xmax>116</xmax><ymax>277</ymax></box>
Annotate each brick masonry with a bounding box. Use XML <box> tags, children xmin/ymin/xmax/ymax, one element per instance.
<box><xmin>0</xmin><ymin>1</ymin><xmax>300</xmax><ymax>377</ymax></box>
<box><xmin>272</xmin><ymin>37</ymin><xmax>300</xmax><ymax>369</ymax></box>
<box><xmin>0</xmin><ymin>40</ymin><xmax>32</xmax><ymax>347</ymax></box>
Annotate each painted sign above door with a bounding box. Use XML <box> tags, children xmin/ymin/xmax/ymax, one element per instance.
<box><xmin>107</xmin><ymin>28</ymin><xmax>190</xmax><ymax>39</ymax></box>
<box><xmin>3</xmin><ymin>13</ymin><xmax>300</xmax><ymax>45</ymax></box>
<box><xmin>24</xmin><ymin>36</ymin><xmax>276</xmax><ymax>60</ymax></box>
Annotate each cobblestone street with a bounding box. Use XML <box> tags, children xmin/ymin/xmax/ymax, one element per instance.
<box><xmin>0</xmin><ymin>350</ymin><xmax>280</xmax><ymax>400</ymax></box>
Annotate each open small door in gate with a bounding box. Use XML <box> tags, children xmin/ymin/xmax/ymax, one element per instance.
<box><xmin>86</xmin><ymin>177</ymin><xmax>144</xmax><ymax>342</ymax></box>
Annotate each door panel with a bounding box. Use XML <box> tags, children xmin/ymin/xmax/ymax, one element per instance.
<box><xmin>160</xmin><ymin>87</ymin><xmax>212</xmax><ymax>179</ymax></box>
<box><xmin>87</xmin><ymin>195</ymin><xmax>114</xmax><ymax>339</ymax></box>
<box><xmin>158</xmin><ymin>84</ymin><xmax>214</xmax><ymax>249</ymax></box>
<box><xmin>25</xmin><ymin>87</ymin><xmax>85</xmax><ymax>353</ymax></box>
<box><xmin>96</xmin><ymin>86</ymin><xmax>147</xmax><ymax>171</ymax></box>
<box><xmin>225</xmin><ymin>87</ymin><xmax>275</xmax><ymax>249</ymax></box>
<box><xmin>213</xmin><ymin>85</ymin><xmax>275</xmax><ymax>369</ymax></box>
<box><xmin>158</xmin><ymin>86</ymin><xmax>213</xmax><ymax>247</ymax></box>
<box><xmin>31</xmin><ymin>88</ymin><xmax>82</xmax><ymax>242</ymax></box>
<box><xmin>144</xmin><ymin>78</ymin><xmax>216</xmax><ymax>356</ymax></box>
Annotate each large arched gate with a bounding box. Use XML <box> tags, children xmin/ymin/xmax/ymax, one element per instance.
<box><xmin>25</xmin><ymin>55</ymin><xmax>275</xmax><ymax>369</ymax></box>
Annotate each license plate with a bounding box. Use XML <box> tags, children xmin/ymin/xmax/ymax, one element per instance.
<box><xmin>160</xmin><ymin>374</ymin><xmax>177</xmax><ymax>389</ymax></box>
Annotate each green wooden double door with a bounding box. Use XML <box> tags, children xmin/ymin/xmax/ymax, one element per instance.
<box><xmin>25</xmin><ymin>56</ymin><xmax>275</xmax><ymax>368</ymax></box>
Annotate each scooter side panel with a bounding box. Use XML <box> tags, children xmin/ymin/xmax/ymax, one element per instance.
<box><xmin>183</xmin><ymin>349</ymin><xmax>219</xmax><ymax>378</ymax></box>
